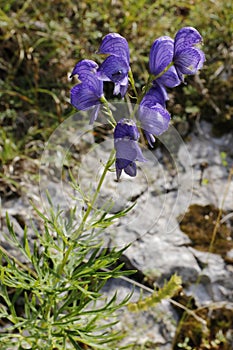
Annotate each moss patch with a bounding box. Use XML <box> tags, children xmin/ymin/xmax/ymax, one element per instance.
<box><xmin>173</xmin><ymin>293</ymin><xmax>233</xmax><ymax>350</ymax></box>
<box><xmin>179</xmin><ymin>204</ymin><xmax>233</xmax><ymax>263</ymax></box>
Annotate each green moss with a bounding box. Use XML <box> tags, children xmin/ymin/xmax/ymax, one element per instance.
<box><xmin>179</xmin><ymin>204</ymin><xmax>233</xmax><ymax>263</ymax></box>
<box><xmin>173</xmin><ymin>293</ymin><xmax>233</xmax><ymax>350</ymax></box>
<box><xmin>175</xmin><ymin>204</ymin><xmax>233</xmax><ymax>348</ymax></box>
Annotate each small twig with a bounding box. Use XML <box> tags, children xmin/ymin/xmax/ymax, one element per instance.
<box><xmin>220</xmin><ymin>212</ymin><xmax>233</xmax><ymax>224</ymax></box>
<box><xmin>209</xmin><ymin>166</ymin><xmax>233</xmax><ymax>252</ymax></box>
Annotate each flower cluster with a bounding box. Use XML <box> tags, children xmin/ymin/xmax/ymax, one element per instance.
<box><xmin>139</xmin><ymin>26</ymin><xmax>205</xmax><ymax>147</ymax></box>
<box><xmin>70</xmin><ymin>33</ymin><xmax>129</xmax><ymax>125</ymax></box>
<box><xmin>150</xmin><ymin>27</ymin><xmax>205</xmax><ymax>88</ymax></box>
<box><xmin>70</xmin><ymin>27</ymin><xmax>205</xmax><ymax>180</ymax></box>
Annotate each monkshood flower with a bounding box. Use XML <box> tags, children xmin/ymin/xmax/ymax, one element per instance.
<box><xmin>97</xmin><ymin>33</ymin><xmax>130</xmax><ymax>97</ymax></box>
<box><xmin>150</xmin><ymin>27</ymin><xmax>205</xmax><ymax>87</ymax></box>
<box><xmin>149</xmin><ymin>36</ymin><xmax>181</xmax><ymax>88</ymax></box>
<box><xmin>173</xmin><ymin>26</ymin><xmax>205</xmax><ymax>81</ymax></box>
<box><xmin>138</xmin><ymin>85</ymin><xmax>171</xmax><ymax>147</ymax></box>
<box><xmin>70</xmin><ymin>59</ymin><xmax>104</xmax><ymax>124</ymax></box>
<box><xmin>114</xmin><ymin>119</ymin><xmax>146</xmax><ymax>180</ymax></box>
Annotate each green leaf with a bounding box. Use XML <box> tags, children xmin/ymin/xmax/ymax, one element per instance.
<box><xmin>23</xmin><ymin>227</ymin><xmax>31</xmax><ymax>260</ymax></box>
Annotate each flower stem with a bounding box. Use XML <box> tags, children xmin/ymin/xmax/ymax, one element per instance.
<box><xmin>72</xmin><ymin>148</ymin><xmax>116</xmax><ymax>240</ymax></box>
<box><xmin>138</xmin><ymin>61</ymin><xmax>174</xmax><ymax>104</ymax></box>
<box><xmin>154</xmin><ymin>61</ymin><xmax>174</xmax><ymax>80</ymax></box>
<box><xmin>128</xmin><ymin>68</ymin><xmax>138</xmax><ymax>98</ymax></box>
<box><xmin>100</xmin><ymin>95</ymin><xmax>117</xmax><ymax>126</ymax></box>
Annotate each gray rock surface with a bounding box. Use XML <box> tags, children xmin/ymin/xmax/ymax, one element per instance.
<box><xmin>1</xmin><ymin>121</ymin><xmax>233</xmax><ymax>348</ymax></box>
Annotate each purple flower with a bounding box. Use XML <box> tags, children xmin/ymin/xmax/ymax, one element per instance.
<box><xmin>149</xmin><ymin>36</ymin><xmax>181</xmax><ymax>88</ymax></box>
<box><xmin>149</xmin><ymin>36</ymin><xmax>174</xmax><ymax>77</ymax></box>
<box><xmin>149</xmin><ymin>27</ymin><xmax>205</xmax><ymax>87</ymax></box>
<box><xmin>173</xmin><ymin>27</ymin><xmax>205</xmax><ymax>81</ymax></box>
<box><xmin>70</xmin><ymin>60</ymin><xmax>104</xmax><ymax>124</ymax></box>
<box><xmin>114</xmin><ymin>119</ymin><xmax>146</xmax><ymax>180</ymax></box>
<box><xmin>138</xmin><ymin>86</ymin><xmax>171</xmax><ymax>147</ymax></box>
<box><xmin>97</xmin><ymin>33</ymin><xmax>130</xmax><ymax>97</ymax></box>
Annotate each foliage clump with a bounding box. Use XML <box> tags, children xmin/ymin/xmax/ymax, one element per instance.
<box><xmin>0</xmin><ymin>207</ymin><xmax>133</xmax><ymax>349</ymax></box>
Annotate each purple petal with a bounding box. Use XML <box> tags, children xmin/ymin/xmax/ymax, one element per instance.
<box><xmin>115</xmin><ymin>139</ymin><xmax>147</xmax><ymax>163</ymax></box>
<box><xmin>98</xmin><ymin>33</ymin><xmax>130</xmax><ymax>62</ymax></box>
<box><xmin>113</xmin><ymin>83</ymin><xmax>121</xmax><ymax>96</ymax></box>
<box><xmin>118</xmin><ymin>76</ymin><xmax>129</xmax><ymax>97</ymax></box>
<box><xmin>139</xmin><ymin>103</ymin><xmax>171</xmax><ymax>137</ymax></box>
<box><xmin>197</xmin><ymin>49</ymin><xmax>205</xmax><ymax>70</ymax></box>
<box><xmin>97</xmin><ymin>55</ymin><xmax>129</xmax><ymax>83</ymax></box>
<box><xmin>149</xmin><ymin>36</ymin><xmax>174</xmax><ymax>76</ymax></box>
<box><xmin>152</xmin><ymin>83</ymin><xmax>169</xmax><ymax>104</ymax></box>
<box><xmin>112</xmin><ymin>76</ymin><xmax>129</xmax><ymax>97</ymax></box>
<box><xmin>114</xmin><ymin>137</ymin><xmax>146</xmax><ymax>179</ymax></box>
<box><xmin>115</xmin><ymin>159</ymin><xmax>137</xmax><ymax>180</ymax></box>
<box><xmin>115</xmin><ymin>162</ymin><xmax>122</xmax><ymax>181</ymax></box>
<box><xmin>114</xmin><ymin>139</ymin><xmax>138</xmax><ymax>162</ymax></box>
<box><xmin>116</xmin><ymin>158</ymin><xmax>132</xmax><ymax>170</ymax></box>
<box><xmin>96</xmin><ymin>70</ymin><xmax>111</xmax><ymax>82</ymax></box>
<box><xmin>70</xmin><ymin>60</ymin><xmax>103</xmax><ymax>123</ymax></box>
<box><xmin>174</xmin><ymin>27</ymin><xmax>203</xmax><ymax>55</ymax></box>
<box><xmin>70</xmin><ymin>84</ymin><xmax>101</xmax><ymax>111</ymax></box>
<box><xmin>70</xmin><ymin>60</ymin><xmax>98</xmax><ymax>82</ymax></box>
<box><xmin>114</xmin><ymin>119</ymin><xmax>139</xmax><ymax>140</ymax></box>
<box><xmin>135</xmin><ymin>143</ymin><xmax>147</xmax><ymax>162</ymax></box>
<box><xmin>89</xmin><ymin>105</ymin><xmax>101</xmax><ymax>124</ymax></box>
<box><xmin>154</xmin><ymin>65</ymin><xmax>181</xmax><ymax>88</ymax></box>
<box><xmin>140</xmin><ymin>85</ymin><xmax>168</xmax><ymax>108</ymax></box>
<box><xmin>175</xmin><ymin>47</ymin><xmax>205</xmax><ymax>75</ymax></box>
<box><xmin>144</xmin><ymin>131</ymin><xmax>155</xmax><ymax>148</ymax></box>
<box><xmin>124</xmin><ymin>162</ymin><xmax>137</xmax><ymax>177</ymax></box>
<box><xmin>71</xmin><ymin>62</ymin><xmax>103</xmax><ymax>96</ymax></box>
<box><xmin>83</xmin><ymin>75</ymin><xmax>104</xmax><ymax>95</ymax></box>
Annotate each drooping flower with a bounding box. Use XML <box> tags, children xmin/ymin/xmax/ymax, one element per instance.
<box><xmin>138</xmin><ymin>85</ymin><xmax>171</xmax><ymax>147</ymax></box>
<box><xmin>97</xmin><ymin>33</ymin><xmax>130</xmax><ymax>97</ymax></box>
<box><xmin>149</xmin><ymin>36</ymin><xmax>181</xmax><ymax>88</ymax></box>
<box><xmin>173</xmin><ymin>26</ymin><xmax>205</xmax><ymax>81</ymax></box>
<box><xmin>114</xmin><ymin>119</ymin><xmax>146</xmax><ymax>180</ymax></box>
<box><xmin>70</xmin><ymin>60</ymin><xmax>104</xmax><ymax>124</ymax></box>
<box><xmin>149</xmin><ymin>27</ymin><xmax>205</xmax><ymax>87</ymax></box>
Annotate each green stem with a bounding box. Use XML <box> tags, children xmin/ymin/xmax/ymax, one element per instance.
<box><xmin>59</xmin><ymin>100</ymin><xmax>116</xmax><ymax>272</ymax></box>
<box><xmin>128</xmin><ymin>74</ymin><xmax>153</xmax><ymax>121</ymax></box>
<box><xmin>72</xmin><ymin>148</ymin><xmax>116</xmax><ymax>240</ymax></box>
<box><xmin>128</xmin><ymin>62</ymin><xmax>174</xmax><ymax>121</ymax></box>
<box><xmin>128</xmin><ymin>68</ymin><xmax>138</xmax><ymax>98</ymax></box>
<box><xmin>100</xmin><ymin>95</ymin><xmax>117</xmax><ymax>126</ymax></box>
<box><xmin>154</xmin><ymin>61</ymin><xmax>174</xmax><ymax>80</ymax></box>
<box><xmin>138</xmin><ymin>61</ymin><xmax>174</xmax><ymax>104</ymax></box>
